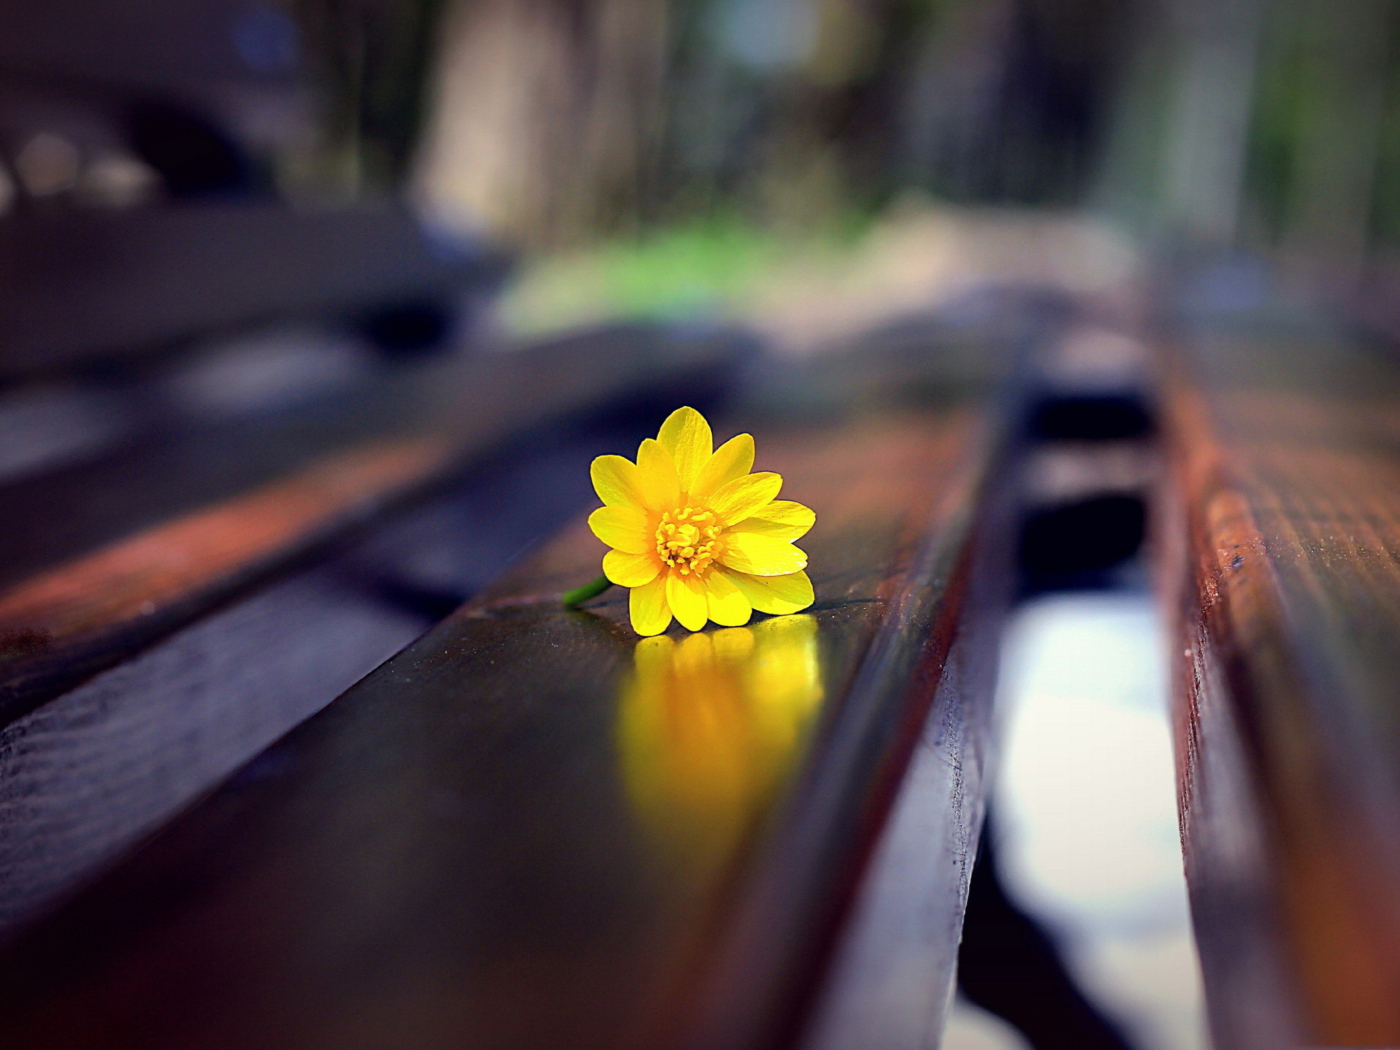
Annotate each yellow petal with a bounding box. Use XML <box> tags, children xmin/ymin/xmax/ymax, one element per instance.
<box><xmin>691</xmin><ymin>433</ymin><xmax>754</xmax><ymax>501</ymax></box>
<box><xmin>604</xmin><ymin>549</ymin><xmax>660</xmax><ymax>587</ymax></box>
<box><xmin>591</xmin><ymin>455</ymin><xmax>644</xmax><ymax>508</ymax></box>
<box><xmin>704</xmin><ymin>570</ymin><xmax>752</xmax><ymax>627</ymax></box>
<box><xmin>630</xmin><ymin>576</ymin><xmax>672</xmax><ymax>636</ymax></box>
<box><xmin>728</xmin><ymin>518</ymin><xmax>801</xmax><ymax>542</ymax></box>
<box><xmin>657</xmin><ymin>407</ymin><xmax>712</xmax><ymax>493</ymax></box>
<box><xmin>729</xmin><ymin>500</ymin><xmax>815</xmax><ymax>542</ymax></box>
<box><xmin>636</xmin><ymin>438</ymin><xmax>681</xmax><ymax>512</ymax></box>
<box><xmin>709</xmin><ymin>471</ymin><xmax>782</xmax><ymax>525</ymax></box>
<box><xmin>718</xmin><ymin>532</ymin><xmax>807</xmax><ymax>576</ymax></box>
<box><xmin>666</xmin><ymin>570</ymin><xmax>709</xmax><ymax>631</ymax></box>
<box><xmin>589</xmin><ymin>506</ymin><xmax>651</xmax><ymax>553</ymax></box>
<box><xmin>720</xmin><ymin>569</ymin><xmax>814</xmax><ymax>615</ymax></box>
<box><xmin>747</xmin><ymin>500</ymin><xmax>815</xmax><ymax>531</ymax></box>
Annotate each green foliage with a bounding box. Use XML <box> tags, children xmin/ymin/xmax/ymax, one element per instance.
<box><xmin>498</xmin><ymin>212</ymin><xmax>868</xmax><ymax>334</ymax></box>
<box><xmin>1244</xmin><ymin>12</ymin><xmax>1312</xmax><ymax>242</ymax></box>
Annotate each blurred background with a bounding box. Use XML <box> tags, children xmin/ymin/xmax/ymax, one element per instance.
<box><xmin>7</xmin><ymin>0</ymin><xmax>1400</xmax><ymax>342</ymax></box>
<box><xmin>3</xmin><ymin>1</ymin><xmax>1395</xmax><ymax>1048</ymax></box>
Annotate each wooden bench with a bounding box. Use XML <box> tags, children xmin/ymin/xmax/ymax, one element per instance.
<box><xmin>0</xmin><ymin>321</ymin><xmax>1015</xmax><ymax>1049</ymax></box>
<box><xmin>0</xmin><ymin>323</ymin><xmax>742</xmax><ymax>721</ymax></box>
<box><xmin>1162</xmin><ymin>317</ymin><xmax>1400</xmax><ymax>1049</ymax></box>
<box><xmin>0</xmin><ymin>313</ymin><xmax>744</xmax><ymax>920</ymax></box>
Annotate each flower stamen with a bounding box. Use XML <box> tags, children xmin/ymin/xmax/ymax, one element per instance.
<box><xmin>656</xmin><ymin>507</ymin><xmax>721</xmax><ymax>576</ymax></box>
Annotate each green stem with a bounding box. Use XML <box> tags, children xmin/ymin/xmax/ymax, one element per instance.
<box><xmin>562</xmin><ymin>574</ymin><xmax>613</xmax><ymax>608</ymax></box>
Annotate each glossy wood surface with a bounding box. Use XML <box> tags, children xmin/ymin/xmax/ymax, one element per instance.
<box><xmin>0</xmin><ymin>345</ymin><xmax>1008</xmax><ymax>1050</ymax></box>
<box><xmin>1162</xmin><ymin>323</ymin><xmax>1400</xmax><ymax>1048</ymax></box>
<box><xmin>0</xmin><ymin>324</ymin><xmax>741</xmax><ymax>721</ymax></box>
<box><xmin>0</xmin><ymin>419</ymin><xmax>654</xmax><ymax>936</ymax></box>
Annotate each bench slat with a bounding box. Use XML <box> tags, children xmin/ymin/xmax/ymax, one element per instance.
<box><xmin>0</xmin><ymin>325</ymin><xmax>742</xmax><ymax>721</ymax></box>
<box><xmin>0</xmin><ymin>345</ymin><xmax>1009</xmax><ymax>1050</ymax></box>
<box><xmin>1163</xmin><ymin>326</ymin><xmax>1400</xmax><ymax>1048</ymax></box>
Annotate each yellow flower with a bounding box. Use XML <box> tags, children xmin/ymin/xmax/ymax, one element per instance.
<box><xmin>589</xmin><ymin>406</ymin><xmax>815</xmax><ymax>636</ymax></box>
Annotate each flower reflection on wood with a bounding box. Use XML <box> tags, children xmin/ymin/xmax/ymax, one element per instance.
<box><xmin>618</xmin><ymin>614</ymin><xmax>823</xmax><ymax>866</ymax></box>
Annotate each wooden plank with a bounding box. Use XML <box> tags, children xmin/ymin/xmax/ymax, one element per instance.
<box><xmin>0</xmin><ymin>440</ymin><xmax>447</xmax><ymax>705</ymax></box>
<box><xmin>1161</xmin><ymin>324</ymin><xmax>1400</xmax><ymax>1049</ymax></box>
<box><xmin>800</xmin><ymin>481</ymin><xmax>1010</xmax><ymax>1050</ymax></box>
<box><xmin>0</xmin><ymin>323</ymin><xmax>743</xmax><ymax>721</ymax></box>
<box><xmin>0</xmin><ymin>324</ymin><xmax>730</xmax><ymax>591</ymax></box>
<box><xmin>0</xmin><ymin>417</ymin><xmax>658</xmax><ymax>935</ymax></box>
<box><xmin>0</xmin><ymin>203</ymin><xmax>498</xmax><ymax>379</ymax></box>
<box><xmin>0</xmin><ymin>344</ymin><xmax>1009</xmax><ymax>1050</ymax></box>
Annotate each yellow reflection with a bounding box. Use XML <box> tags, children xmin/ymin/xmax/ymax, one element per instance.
<box><xmin>618</xmin><ymin>614</ymin><xmax>824</xmax><ymax>866</ymax></box>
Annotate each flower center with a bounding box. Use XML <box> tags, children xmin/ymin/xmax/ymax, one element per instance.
<box><xmin>655</xmin><ymin>506</ymin><xmax>721</xmax><ymax>576</ymax></box>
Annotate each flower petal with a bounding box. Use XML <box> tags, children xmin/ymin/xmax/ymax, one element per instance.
<box><xmin>604</xmin><ymin>549</ymin><xmax>660</xmax><ymax>587</ymax></box>
<box><xmin>748</xmin><ymin>500</ymin><xmax>815</xmax><ymax>531</ymax></box>
<box><xmin>636</xmin><ymin>438</ymin><xmax>681</xmax><ymax>512</ymax></box>
<box><xmin>589</xmin><ymin>506</ymin><xmax>651</xmax><ymax>553</ymax></box>
<box><xmin>657</xmin><ymin>407</ymin><xmax>712</xmax><ymax>493</ymax></box>
<box><xmin>591</xmin><ymin>455</ymin><xmax>644</xmax><ymax>508</ymax></box>
<box><xmin>718</xmin><ymin>532</ymin><xmax>807</xmax><ymax>576</ymax></box>
<box><xmin>720</xmin><ymin>568</ymin><xmax>814</xmax><ymax>615</ymax></box>
<box><xmin>691</xmin><ymin>433</ymin><xmax>754</xmax><ymax>501</ymax></box>
<box><xmin>666</xmin><ymin>570</ymin><xmax>709</xmax><ymax>631</ymax></box>
<box><xmin>704</xmin><ymin>570</ymin><xmax>752</xmax><ymax>627</ymax></box>
<box><xmin>729</xmin><ymin>500</ymin><xmax>815</xmax><ymax>541</ymax></box>
<box><xmin>630</xmin><ymin>576</ymin><xmax>672</xmax><ymax>636</ymax></box>
<box><xmin>709</xmin><ymin>471</ymin><xmax>782</xmax><ymax>525</ymax></box>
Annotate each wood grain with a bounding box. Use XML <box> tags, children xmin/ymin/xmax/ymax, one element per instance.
<box><xmin>0</xmin><ymin>441</ymin><xmax>449</xmax><ymax>636</ymax></box>
<box><xmin>0</xmin><ymin>355</ymin><xmax>1009</xmax><ymax>1050</ymax></box>
<box><xmin>0</xmin><ymin>438</ymin><xmax>447</xmax><ymax>651</ymax></box>
<box><xmin>0</xmin><ymin>420</ymin><xmax>650</xmax><ymax>936</ymax></box>
<box><xmin>0</xmin><ymin>323</ymin><xmax>743</xmax><ymax>720</ymax></box>
<box><xmin>1162</xmin><ymin>327</ymin><xmax>1400</xmax><ymax>1049</ymax></box>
